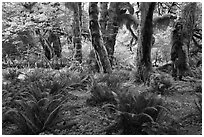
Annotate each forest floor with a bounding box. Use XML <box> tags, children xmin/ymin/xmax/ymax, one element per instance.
<box><xmin>60</xmin><ymin>77</ymin><xmax>202</xmax><ymax>135</ymax></box>
<box><xmin>2</xmin><ymin>69</ymin><xmax>202</xmax><ymax>135</ymax></box>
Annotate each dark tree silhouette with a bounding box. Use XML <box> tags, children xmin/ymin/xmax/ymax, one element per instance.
<box><xmin>48</xmin><ymin>31</ymin><xmax>62</xmax><ymax>58</ymax></box>
<box><xmin>181</xmin><ymin>2</ymin><xmax>197</xmax><ymax>68</ymax></box>
<box><xmin>170</xmin><ymin>22</ymin><xmax>188</xmax><ymax>80</ymax></box>
<box><xmin>135</xmin><ymin>2</ymin><xmax>156</xmax><ymax>83</ymax></box>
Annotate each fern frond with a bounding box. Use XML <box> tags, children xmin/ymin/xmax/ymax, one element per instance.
<box><xmin>19</xmin><ymin>112</ymin><xmax>40</xmax><ymax>134</ymax></box>
<box><xmin>3</xmin><ymin>109</ymin><xmax>36</xmax><ymax>134</ymax></box>
<box><xmin>132</xmin><ymin>113</ymin><xmax>154</xmax><ymax>125</ymax></box>
<box><xmin>52</xmin><ymin>94</ymin><xmax>63</xmax><ymax>100</ymax></box>
<box><xmin>19</xmin><ymin>91</ymin><xmax>37</xmax><ymax>102</ymax></box>
<box><xmin>43</xmin><ymin>105</ymin><xmax>62</xmax><ymax>130</ymax></box>
<box><xmin>194</xmin><ymin>96</ymin><xmax>202</xmax><ymax>114</ymax></box>
<box><xmin>102</xmin><ymin>103</ymin><xmax>118</xmax><ymax>117</ymax></box>
<box><xmin>143</xmin><ymin>106</ymin><xmax>158</xmax><ymax>121</ymax></box>
<box><xmin>37</xmin><ymin>98</ymin><xmax>49</xmax><ymax>108</ymax></box>
<box><xmin>47</xmin><ymin>99</ymin><xmax>62</xmax><ymax>112</ymax></box>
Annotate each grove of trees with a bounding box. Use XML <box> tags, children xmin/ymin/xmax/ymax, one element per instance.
<box><xmin>2</xmin><ymin>2</ymin><xmax>202</xmax><ymax>135</ymax></box>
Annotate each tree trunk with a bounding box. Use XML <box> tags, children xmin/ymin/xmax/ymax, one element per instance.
<box><xmin>181</xmin><ymin>2</ymin><xmax>197</xmax><ymax>68</ymax></box>
<box><xmin>135</xmin><ymin>2</ymin><xmax>156</xmax><ymax>83</ymax></box>
<box><xmin>89</xmin><ymin>2</ymin><xmax>112</xmax><ymax>73</ymax></box>
<box><xmin>99</xmin><ymin>2</ymin><xmax>108</xmax><ymax>39</ymax></box>
<box><xmin>48</xmin><ymin>31</ymin><xmax>62</xmax><ymax>58</ymax></box>
<box><xmin>39</xmin><ymin>36</ymin><xmax>54</xmax><ymax>61</ymax></box>
<box><xmin>78</xmin><ymin>2</ymin><xmax>83</xmax><ymax>28</ymax></box>
<box><xmin>73</xmin><ymin>2</ymin><xmax>82</xmax><ymax>63</ymax></box>
<box><xmin>104</xmin><ymin>2</ymin><xmax>120</xmax><ymax>66</ymax></box>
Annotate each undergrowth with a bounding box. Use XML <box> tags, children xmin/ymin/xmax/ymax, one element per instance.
<box><xmin>2</xmin><ymin>68</ymin><xmax>91</xmax><ymax>135</ymax></box>
<box><xmin>2</xmin><ymin>65</ymin><xmax>201</xmax><ymax>135</ymax></box>
<box><xmin>102</xmin><ymin>90</ymin><xmax>171</xmax><ymax>134</ymax></box>
<box><xmin>149</xmin><ymin>72</ymin><xmax>174</xmax><ymax>95</ymax></box>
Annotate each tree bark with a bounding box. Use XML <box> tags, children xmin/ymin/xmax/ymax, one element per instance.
<box><xmin>48</xmin><ymin>31</ymin><xmax>62</xmax><ymax>58</ymax></box>
<box><xmin>39</xmin><ymin>35</ymin><xmax>54</xmax><ymax>60</ymax></box>
<box><xmin>104</xmin><ymin>2</ymin><xmax>120</xmax><ymax>66</ymax></box>
<box><xmin>78</xmin><ymin>2</ymin><xmax>83</xmax><ymax>28</ymax></box>
<box><xmin>99</xmin><ymin>2</ymin><xmax>108</xmax><ymax>39</ymax></box>
<box><xmin>181</xmin><ymin>2</ymin><xmax>197</xmax><ymax>68</ymax></box>
<box><xmin>72</xmin><ymin>2</ymin><xmax>82</xmax><ymax>63</ymax></box>
<box><xmin>89</xmin><ymin>2</ymin><xmax>112</xmax><ymax>73</ymax></box>
<box><xmin>135</xmin><ymin>2</ymin><xmax>156</xmax><ymax>83</ymax></box>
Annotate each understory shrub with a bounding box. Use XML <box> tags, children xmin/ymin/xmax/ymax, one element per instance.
<box><xmin>2</xmin><ymin>82</ymin><xmax>77</xmax><ymax>135</ymax></box>
<box><xmin>102</xmin><ymin>90</ymin><xmax>170</xmax><ymax>135</ymax></box>
<box><xmin>149</xmin><ymin>72</ymin><xmax>174</xmax><ymax>94</ymax></box>
<box><xmin>194</xmin><ymin>93</ymin><xmax>202</xmax><ymax>122</ymax></box>
<box><xmin>86</xmin><ymin>70</ymin><xmax>131</xmax><ymax>106</ymax></box>
<box><xmin>2</xmin><ymin>68</ymin><xmax>22</xmax><ymax>83</ymax></box>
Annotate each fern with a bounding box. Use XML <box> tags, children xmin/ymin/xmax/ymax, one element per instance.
<box><xmin>87</xmin><ymin>71</ymin><xmax>131</xmax><ymax>106</ymax></box>
<box><xmin>3</xmin><ymin>68</ymin><xmax>21</xmax><ymax>82</ymax></box>
<box><xmin>149</xmin><ymin>72</ymin><xmax>173</xmax><ymax>94</ymax></box>
<box><xmin>194</xmin><ymin>93</ymin><xmax>202</xmax><ymax>120</ymax></box>
<box><xmin>3</xmin><ymin>85</ymin><xmax>76</xmax><ymax>135</ymax></box>
<box><xmin>102</xmin><ymin>90</ymin><xmax>167</xmax><ymax>134</ymax></box>
<box><xmin>87</xmin><ymin>81</ymin><xmax>116</xmax><ymax>106</ymax></box>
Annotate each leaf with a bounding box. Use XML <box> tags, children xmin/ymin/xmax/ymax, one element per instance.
<box><xmin>41</xmin><ymin>91</ymin><xmax>50</xmax><ymax>98</ymax></box>
<box><xmin>142</xmin><ymin>107</ymin><xmax>158</xmax><ymax>121</ymax></box>
<box><xmin>20</xmin><ymin>92</ymin><xmax>37</xmax><ymax>102</ymax></box>
<box><xmin>194</xmin><ymin>99</ymin><xmax>202</xmax><ymax>113</ymax></box>
<box><xmin>102</xmin><ymin>104</ymin><xmax>117</xmax><ymax>111</ymax></box>
<box><xmin>147</xmin><ymin>94</ymin><xmax>163</xmax><ymax>107</ymax></box>
<box><xmin>47</xmin><ymin>99</ymin><xmax>62</xmax><ymax>112</ymax></box>
<box><xmin>3</xmin><ymin>109</ymin><xmax>19</xmax><ymax>123</ymax></box>
<box><xmin>43</xmin><ymin>105</ymin><xmax>62</xmax><ymax>130</ymax></box>
<box><xmin>3</xmin><ymin>109</ymin><xmax>34</xmax><ymax>134</ymax></box>
<box><xmin>14</xmin><ymin>100</ymin><xmax>27</xmax><ymax>110</ymax></box>
<box><xmin>155</xmin><ymin>105</ymin><xmax>169</xmax><ymax>113</ymax></box>
<box><xmin>37</xmin><ymin>97</ymin><xmax>49</xmax><ymax>107</ymax></box>
<box><xmin>52</xmin><ymin>94</ymin><xmax>63</xmax><ymax>100</ymax></box>
<box><xmin>27</xmin><ymin>100</ymin><xmax>37</xmax><ymax>108</ymax></box>
<box><xmin>155</xmin><ymin>105</ymin><xmax>169</xmax><ymax>122</ymax></box>
<box><xmin>132</xmin><ymin>113</ymin><xmax>154</xmax><ymax>125</ymax></box>
<box><xmin>132</xmin><ymin>93</ymin><xmax>147</xmax><ymax>112</ymax></box>
<box><xmin>111</xmin><ymin>91</ymin><xmax>119</xmax><ymax>103</ymax></box>
<box><xmin>102</xmin><ymin>103</ymin><xmax>117</xmax><ymax>118</ymax></box>
<box><xmin>18</xmin><ymin>112</ymin><xmax>40</xmax><ymax>134</ymax></box>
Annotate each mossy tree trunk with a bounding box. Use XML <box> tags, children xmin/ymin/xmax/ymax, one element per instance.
<box><xmin>135</xmin><ymin>2</ymin><xmax>156</xmax><ymax>83</ymax></box>
<box><xmin>78</xmin><ymin>2</ymin><xmax>83</xmax><ymax>28</ymax></box>
<box><xmin>181</xmin><ymin>2</ymin><xmax>197</xmax><ymax>69</ymax></box>
<box><xmin>99</xmin><ymin>2</ymin><xmax>108</xmax><ymax>39</ymax></box>
<box><xmin>65</xmin><ymin>2</ymin><xmax>82</xmax><ymax>63</ymax></box>
<box><xmin>39</xmin><ymin>35</ymin><xmax>54</xmax><ymax>61</ymax></box>
<box><xmin>48</xmin><ymin>31</ymin><xmax>62</xmax><ymax>58</ymax></box>
<box><xmin>104</xmin><ymin>2</ymin><xmax>120</xmax><ymax>66</ymax></box>
<box><xmin>89</xmin><ymin>2</ymin><xmax>112</xmax><ymax>73</ymax></box>
<box><xmin>73</xmin><ymin>2</ymin><xmax>82</xmax><ymax>63</ymax></box>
